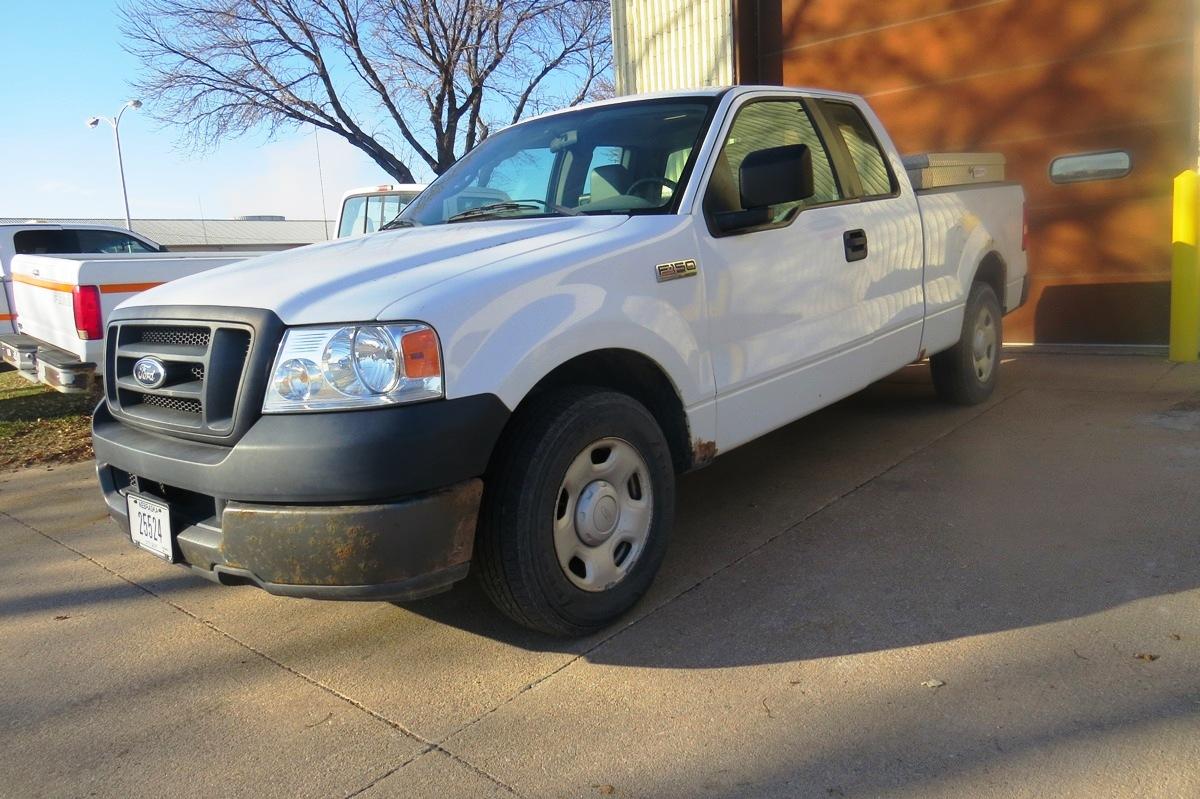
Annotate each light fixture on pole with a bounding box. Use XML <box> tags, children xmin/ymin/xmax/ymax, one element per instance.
<box><xmin>87</xmin><ymin>99</ymin><xmax>142</xmax><ymax>230</ymax></box>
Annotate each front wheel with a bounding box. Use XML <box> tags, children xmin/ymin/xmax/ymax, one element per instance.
<box><xmin>476</xmin><ymin>388</ymin><xmax>675</xmax><ymax>636</ymax></box>
<box><xmin>930</xmin><ymin>281</ymin><xmax>1002</xmax><ymax>405</ymax></box>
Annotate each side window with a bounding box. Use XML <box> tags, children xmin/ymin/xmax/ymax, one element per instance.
<box><xmin>364</xmin><ymin>195</ymin><xmax>383</xmax><ymax>233</ymax></box>
<box><xmin>380</xmin><ymin>194</ymin><xmax>401</xmax><ymax>226</ymax></box>
<box><xmin>820</xmin><ymin>101</ymin><xmax>895</xmax><ymax>198</ymax></box>
<box><xmin>338</xmin><ymin>195</ymin><xmax>368</xmax><ymax>237</ymax></box>
<box><xmin>14</xmin><ymin>229</ymin><xmax>82</xmax><ymax>254</ymax></box>
<box><xmin>75</xmin><ymin>230</ymin><xmax>156</xmax><ymax>253</ymax></box>
<box><xmin>705</xmin><ymin>100</ymin><xmax>841</xmax><ymax>224</ymax></box>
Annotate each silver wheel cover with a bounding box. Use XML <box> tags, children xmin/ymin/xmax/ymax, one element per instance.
<box><xmin>552</xmin><ymin>437</ymin><xmax>653</xmax><ymax>592</ymax></box>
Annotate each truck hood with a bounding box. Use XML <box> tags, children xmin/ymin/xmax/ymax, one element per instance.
<box><xmin>119</xmin><ymin>215</ymin><xmax>628</xmax><ymax>324</ymax></box>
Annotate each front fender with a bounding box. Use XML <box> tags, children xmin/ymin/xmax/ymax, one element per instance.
<box><xmin>446</xmin><ymin>279</ymin><xmax>711</xmax><ymax>411</ymax></box>
<box><xmin>399</xmin><ymin>216</ymin><xmax>717</xmax><ymax>442</ymax></box>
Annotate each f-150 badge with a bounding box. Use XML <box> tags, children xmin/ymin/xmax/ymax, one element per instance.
<box><xmin>656</xmin><ymin>259</ymin><xmax>697</xmax><ymax>282</ymax></box>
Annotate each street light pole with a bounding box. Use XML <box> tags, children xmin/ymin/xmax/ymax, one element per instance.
<box><xmin>87</xmin><ymin>100</ymin><xmax>142</xmax><ymax>230</ymax></box>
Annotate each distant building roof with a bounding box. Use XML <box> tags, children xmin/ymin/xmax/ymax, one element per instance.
<box><xmin>0</xmin><ymin>217</ymin><xmax>333</xmax><ymax>247</ymax></box>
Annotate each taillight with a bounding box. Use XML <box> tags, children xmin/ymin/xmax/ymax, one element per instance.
<box><xmin>72</xmin><ymin>285</ymin><xmax>103</xmax><ymax>340</ymax></box>
<box><xmin>1022</xmin><ymin>201</ymin><xmax>1029</xmax><ymax>251</ymax></box>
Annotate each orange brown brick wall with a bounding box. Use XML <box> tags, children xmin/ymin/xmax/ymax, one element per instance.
<box><xmin>736</xmin><ymin>0</ymin><xmax>1197</xmax><ymax>343</ymax></box>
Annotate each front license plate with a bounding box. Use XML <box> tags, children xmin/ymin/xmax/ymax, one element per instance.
<box><xmin>127</xmin><ymin>493</ymin><xmax>174</xmax><ymax>562</ymax></box>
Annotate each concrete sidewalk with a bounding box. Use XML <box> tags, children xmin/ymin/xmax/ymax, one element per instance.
<box><xmin>2</xmin><ymin>353</ymin><xmax>1199</xmax><ymax>798</ymax></box>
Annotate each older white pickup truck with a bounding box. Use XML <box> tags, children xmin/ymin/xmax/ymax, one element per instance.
<box><xmin>0</xmin><ymin>222</ymin><xmax>164</xmax><ymax>336</ymax></box>
<box><xmin>93</xmin><ymin>87</ymin><xmax>1027</xmax><ymax>635</ymax></box>
<box><xmin>1</xmin><ymin>245</ymin><xmax>256</xmax><ymax>391</ymax></box>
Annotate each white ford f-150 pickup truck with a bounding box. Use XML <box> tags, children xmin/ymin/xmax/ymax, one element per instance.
<box><xmin>93</xmin><ymin>87</ymin><xmax>1027</xmax><ymax>635</ymax></box>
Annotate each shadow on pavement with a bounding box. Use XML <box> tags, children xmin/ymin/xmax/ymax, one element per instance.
<box><xmin>400</xmin><ymin>365</ymin><xmax>1200</xmax><ymax>670</ymax></box>
<box><xmin>0</xmin><ymin>573</ymin><xmax>202</xmax><ymax>619</ymax></box>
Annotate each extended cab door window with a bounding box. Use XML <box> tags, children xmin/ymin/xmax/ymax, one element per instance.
<box><xmin>704</xmin><ymin>99</ymin><xmax>842</xmax><ymax>230</ymax></box>
<box><xmin>816</xmin><ymin>100</ymin><xmax>896</xmax><ymax>198</ymax></box>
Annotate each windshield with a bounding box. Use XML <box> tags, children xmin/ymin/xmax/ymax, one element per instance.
<box><xmin>400</xmin><ymin>98</ymin><xmax>715</xmax><ymax>226</ymax></box>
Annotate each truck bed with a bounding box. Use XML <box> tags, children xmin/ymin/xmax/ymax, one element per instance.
<box><xmin>914</xmin><ymin>180</ymin><xmax>1027</xmax><ymax>354</ymax></box>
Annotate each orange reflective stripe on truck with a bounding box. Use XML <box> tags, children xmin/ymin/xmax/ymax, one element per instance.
<box><xmin>0</xmin><ymin>314</ymin><xmax>14</xmax><ymax>321</ymax></box>
<box><xmin>12</xmin><ymin>274</ymin><xmax>75</xmax><ymax>292</ymax></box>
<box><xmin>13</xmin><ymin>274</ymin><xmax>163</xmax><ymax>294</ymax></box>
<box><xmin>98</xmin><ymin>282</ymin><xmax>164</xmax><ymax>294</ymax></box>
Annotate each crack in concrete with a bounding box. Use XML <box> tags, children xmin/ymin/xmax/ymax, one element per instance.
<box><xmin>0</xmin><ymin>509</ymin><xmax>522</xmax><ymax>798</ymax></box>
<box><xmin>1150</xmin><ymin>362</ymin><xmax>1182</xmax><ymax>389</ymax></box>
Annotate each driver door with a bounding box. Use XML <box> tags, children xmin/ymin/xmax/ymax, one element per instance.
<box><xmin>696</xmin><ymin>95</ymin><xmax>919</xmax><ymax>451</ymax></box>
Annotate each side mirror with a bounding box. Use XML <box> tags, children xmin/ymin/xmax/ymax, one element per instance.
<box><xmin>739</xmin><ymin>144</ymin><xmax>814</xmax><ymax>209</ymax></box>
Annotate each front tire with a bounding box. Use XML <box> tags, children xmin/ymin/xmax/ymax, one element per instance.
<box><xmin>476</xmin><ymin>387</ymin><xmax>675</xmax><ymax>636</ymax></box>
<box><xmin>930</xmin><ymin>281</ymin><xmax>1002</xmax><ymax>405</ymax></box>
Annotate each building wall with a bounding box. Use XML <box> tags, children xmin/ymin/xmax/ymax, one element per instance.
<box><xmin>737</xmin><ymin>0</ymin><xmax>1198</xmax><ymax>343</ymax></box>
<box><xmin>613</xmin><ymin>0</ymin><xmax>735</xmax><ymax>94</ymax></box>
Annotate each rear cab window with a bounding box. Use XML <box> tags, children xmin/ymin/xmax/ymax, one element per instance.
<box><xmin>15</xmin><ymin>229</ymin><xmax>156</xmax><ymax>255</ymax></box>
<box><xmin>14</xmin><ymin>229</ymin><xmax>79</xmax><ymax>254</ymax></box>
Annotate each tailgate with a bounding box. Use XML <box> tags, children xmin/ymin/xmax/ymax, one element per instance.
<box><xmin>11</xmin><ymin>254</ymin><xmax>84</xmax><ymax>357</ymax></box>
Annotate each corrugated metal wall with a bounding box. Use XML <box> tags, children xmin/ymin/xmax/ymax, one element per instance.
<box><xmin>612</xmin><ymin>0</ymin><xmax>735</xmax><ymax>94</ymax></box>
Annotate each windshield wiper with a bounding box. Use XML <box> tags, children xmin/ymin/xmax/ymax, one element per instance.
<box><xmin>380</xmin><ymin>216</ymin><xmax>419</xmax><ymax>231</ymax></box>
<box><xmin>447</xmin><ymin>199</ymin><xmax>578</xmax><ymax>223</ymax></box>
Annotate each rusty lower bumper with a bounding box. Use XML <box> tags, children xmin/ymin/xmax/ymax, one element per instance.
<box><xmin>98</xmin><ymin>467</ymin><xmax>482</xmax><ymax>601</ymax></box>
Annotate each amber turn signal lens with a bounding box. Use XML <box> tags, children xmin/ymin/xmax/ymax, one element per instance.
<box><xmin>401</xmin><ymin>328</ymin><xmax>440</xmax><ymax>378</ymax></box>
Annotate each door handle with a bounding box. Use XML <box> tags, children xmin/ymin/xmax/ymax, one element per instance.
<box><xmin>843</xmin><ymin>229</ymin><xmax>868</xmax><ymax>262</ymax></box>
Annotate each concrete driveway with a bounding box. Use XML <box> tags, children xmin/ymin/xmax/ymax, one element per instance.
<box><xmin>2</xmin><ymin>352</ymin><xmax>1199</xmax><ymax>798</ymax></box>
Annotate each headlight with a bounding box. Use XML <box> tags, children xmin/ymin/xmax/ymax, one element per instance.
<box><xmin>263</xmin><ymin>323</ymin><xmax>443</xmax><ymax>413</ymax></box>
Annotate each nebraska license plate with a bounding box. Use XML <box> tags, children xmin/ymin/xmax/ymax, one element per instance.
<box><xmin>127</xmin><ymin>493</ymin><xmax>174</xmax><ymax>562</ymax></box>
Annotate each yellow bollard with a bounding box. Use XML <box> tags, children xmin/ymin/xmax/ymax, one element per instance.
<box><xmin>1169</xmin><ymin>170</ymin><xmax>1200</xmax><ymax>362</ymax></box>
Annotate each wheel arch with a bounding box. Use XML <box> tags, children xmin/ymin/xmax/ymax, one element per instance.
<box><xmin>971</xmin><ymin>250</ymin><xmax>1007</xmax><ymax>310</ymax></box>
<box><xmin>500</xmin><ymin>348</ymin><xmax>697</xmax><ymax>475</ymax></box>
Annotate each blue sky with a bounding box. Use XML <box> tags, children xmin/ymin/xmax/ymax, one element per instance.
<box><xmin>0</xmin><ymin>1</ymin><xmax>410</xmax><ymax>221</ymax></box>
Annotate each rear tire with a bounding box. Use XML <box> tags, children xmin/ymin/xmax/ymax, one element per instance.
<box><xmin>930</xmin><ymin>281</ymin><xmax>1002</xmax><ymax>405</ymax></box>
<box><xmin>476</xmin><ymin>387</ymin><xmax>675</xmax><ymax>636</ymax></box>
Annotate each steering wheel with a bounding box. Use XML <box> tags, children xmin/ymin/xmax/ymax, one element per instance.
<box><xmin>625</xmin><ymin>177</ymin><xmax>677</xmax><ymax>202</ymax></box>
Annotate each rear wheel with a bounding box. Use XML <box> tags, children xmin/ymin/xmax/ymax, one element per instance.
<box><xmin>930</xmin><ymin>281</ymin><xmax>1002</xmax><ymax>405</ymax></box>
<box><xmin>476</xmin><ymin>387</ymin><xmax>674</xmax><ymax>636</ymax></box>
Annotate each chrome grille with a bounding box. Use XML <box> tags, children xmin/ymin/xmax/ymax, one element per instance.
<box><xmin>105</xmin><ymin>320</ymin><xmax>253</xmax><ymax>438</ymax></box>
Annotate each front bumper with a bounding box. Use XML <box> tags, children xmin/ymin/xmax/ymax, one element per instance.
<box><xmin>99</xmin><ymin>466</ymin><xmax>482</xmax><ymax>600</ymax></box>
<box><xmin>93</xmin><ymin>394</ymin><xmax>509</xmax><ymax>600</ymax></box>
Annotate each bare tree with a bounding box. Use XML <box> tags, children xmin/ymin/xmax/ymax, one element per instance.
<box><xmin>121</xmin><ymin>0</ymin><xmax>612</xmax><ymax>183</ymax></box>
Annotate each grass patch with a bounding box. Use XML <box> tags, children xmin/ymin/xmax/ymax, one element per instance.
<box><xmin>0</xmin><ymin>368</ymin><xmax>98</xmax><ymax>471</ymax></box>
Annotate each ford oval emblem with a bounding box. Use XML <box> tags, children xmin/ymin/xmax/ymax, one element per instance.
<box><xmin>132</xmin><ymin>357</ymin><xmax>168</xmax><ymax>389</ymax></box>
